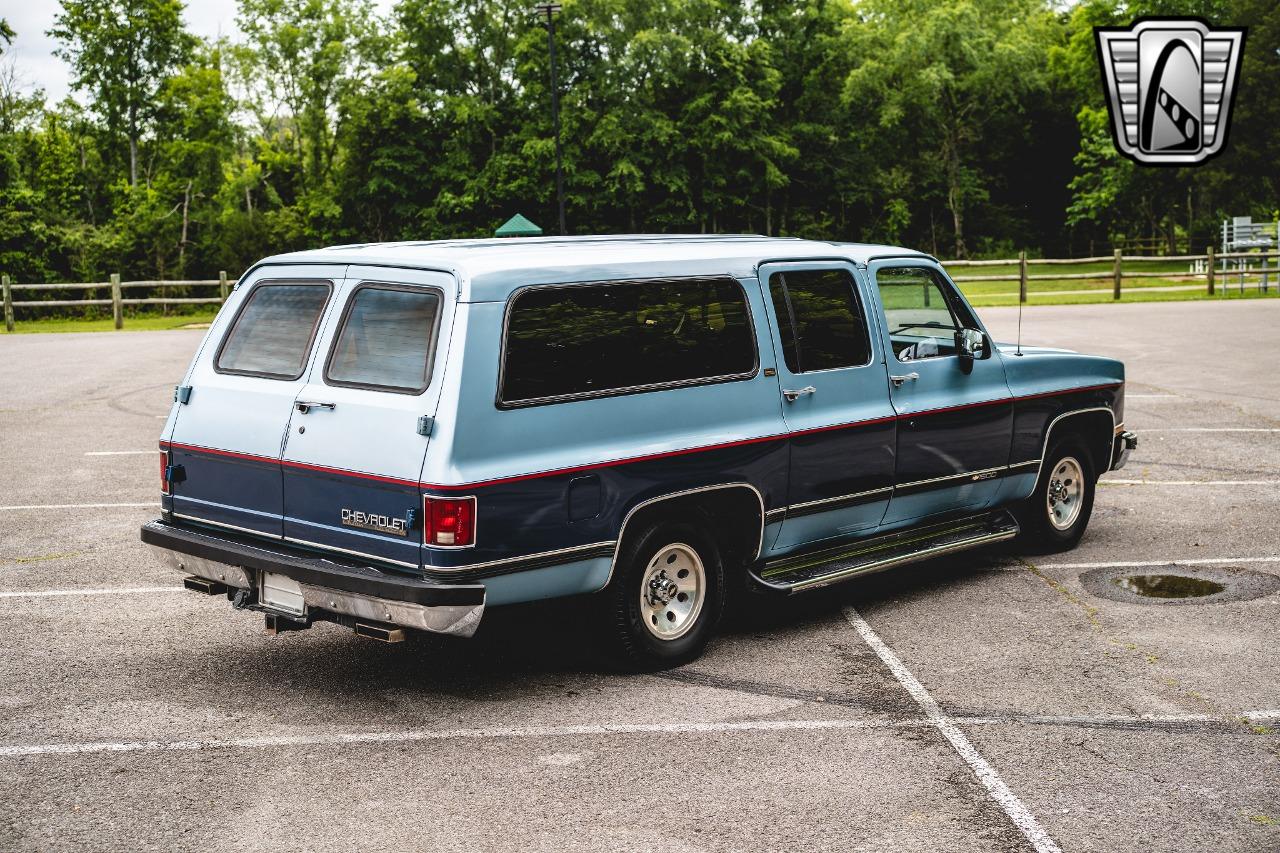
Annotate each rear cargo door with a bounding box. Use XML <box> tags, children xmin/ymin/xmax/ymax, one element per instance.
<box><xmin>280</xmin><ymin>267</ymin><xmax>455</xmax><ymax>569</ymax></box>
<box><xmin>166</xmin><ymin>265</ymin><xmax>345</xmax><ymax>537</ymax></box>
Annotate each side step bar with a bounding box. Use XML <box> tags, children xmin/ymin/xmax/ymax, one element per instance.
<box><xmin>752</xmin><ymin>510</ymin><xmax>1020</xmax><ymax>593</ymax></box>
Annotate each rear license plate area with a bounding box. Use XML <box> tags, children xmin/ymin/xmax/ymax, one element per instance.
<box><xmin>260</xmin><ymin>571</ymin><xmax>305</xmax><ymax>616</ymax></box>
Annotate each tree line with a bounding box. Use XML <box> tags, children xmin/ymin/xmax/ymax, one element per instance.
<box><xmin>0</xmin><ymin>0</ymin><xmax>1276</xmax><ymax>287</ymax></box>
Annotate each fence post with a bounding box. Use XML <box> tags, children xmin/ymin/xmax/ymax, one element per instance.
<box><xmin>111</xmin><ymin>273</ymin><xmax>122</xmax><ymax>329</ymax></box>
<box><xmin>1112</xmin><ymin>249</ymin><xmax>1122</xmax><ymax>300</ymax></box>
<box><xmin>3</xmin><ymin>275</ymin><xmax>13</xmax><ymax>332</ymax></box>
<box><xmin>1018</xmin><ymin>251</ymin><xmax>1028</xmax><ymax>303</ymax></box>
<box><xmin>1206</xmin><ymin>246</ymin><xmax>1215</xmax><ymax>295</ymax></box>
<box><xmin>219</xmin><ymin>270</ymin><xmax>228</xmax><ymax>302</ymax></box>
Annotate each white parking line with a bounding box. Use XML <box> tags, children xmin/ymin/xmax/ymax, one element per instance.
<box><xmin>4</xmin><ymin>708</ymin><xmax>1273</xmax><ymax>759</ymax></box>
<box><xmin>0</xmin><ymin>502</ymin><xmax>158</xmax><ymax>510</ymax></box>
<box><xmin>0</xmin><ymin>587</ymin><xmax>181</xmax><ymax>599</ymax></box>
<box><xmin>1142</xmin><ymin>428</ymin><xmax>1280</xmax><ymax>433</ymax></box>
<box><xmin>1102</xmin><ymin>479</ymin><xmax>1280</xmax><ymax>486</ymax></box>
<box><xmin>0</xmin><ymin>718</ymin><xmax>933</xmax><ymax>757</ymax></box>
<box><xmin>843</xmin><ymin>606</ymin><xmax>1062</xmax><ymax>853</ymax></box>
<box><xmin>84</xmin><ymin>450</ymin><xmax>157</xmax><ymax>456</ymax></box>
<box><xmin>1037</xmin><ymin>556</ymin><xmax>1280</xmax><ymax>570</ymax></box>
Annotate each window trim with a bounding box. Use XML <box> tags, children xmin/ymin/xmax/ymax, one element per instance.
<box><xmin>875</xmin><ymin>265</ymin><xmax>968</xmax><ymax>365</ymax></box>
<box><xmin>213</xmin><ymin>279</ymin><xmax>334</xmax><ymax>381</ymax></box>
<box><xmin>496</xmin><ymin>275</ymin><xmax>761</xmax><ymax>410</ymax></box>
<box><xmin>322</xmin><ymin>281</ymin><xmax>446</xmax><ymax>396</ymax></box>
<box><xmin>768</xmin><ymin>267</ymin><xmax>875</xmax><ymax>375</ymax></box>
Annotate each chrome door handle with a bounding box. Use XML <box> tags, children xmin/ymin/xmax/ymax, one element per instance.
<box><xmin>782</xmin><ymin>386</ymin><xmax>816</xmax><ymax>402</ymax></box>
<box><xmin>295</xmin><ymin>400</ymin><xmax>336</xmax><ymax>414</ymax></box>
<box><xmin>889</xmin><ymin>372</ymin><xmax>919</xmax><ymax>388</ymax></box>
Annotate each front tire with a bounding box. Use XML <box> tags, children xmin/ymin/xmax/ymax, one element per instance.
<box><xmin>1016</xmin><ymin>438</ymin><xmax>1096</xmax><ymax>553</ymax></box>
<box><xmin>602</xmin><ymin>522</ymin><xmax>724</xmax><ymax>670</ymax></box>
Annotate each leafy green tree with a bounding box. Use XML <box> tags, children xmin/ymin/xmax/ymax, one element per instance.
<box><xmin>842</xmin><ymin>0</ymin><xmax>1058</xmax><ymax>257</ymax></box>
<box><xmin>50</xmin><ymin>0</ymin><xmax>195</xmax><ymax>187</ymax></box>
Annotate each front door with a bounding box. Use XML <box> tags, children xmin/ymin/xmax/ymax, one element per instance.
<box><xmin>280</xmin><ymin>267</ymin><xmax>455</xmax><ymax>569</ymax></box>
<box><xmin>166</xmin><ymin>265</ymin><xmax>344</xmax><ymax>537</ymax></box>
<box><xmin>759</xmin><ymin>261</ymin><xmax>897</xmax><ymax>553</ymax></box>
<box><xmin>869</xmin><ymin>261</ymin><xmax>1013</xmax><ymax>525</ymax></box>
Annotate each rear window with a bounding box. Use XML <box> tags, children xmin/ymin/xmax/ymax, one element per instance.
<box><xmin>325</xmin><ymin>284</ymin><xmax>442</xmax><ymax>394</ymax></box>
<box><xmin>500</xmin><ymin>277</ymin><xmax>757</xmax><ymax>406</ymax></box>
<box><xmin>215</xmin><ymin>282</ymin><xmax>331</xmax><ymax>379</ymax></box>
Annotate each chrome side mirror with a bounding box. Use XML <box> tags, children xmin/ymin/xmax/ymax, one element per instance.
<box><xmin>956</xmin><ymin>328</ymin><xmax>987</xmax><ymax>374</ymax></box>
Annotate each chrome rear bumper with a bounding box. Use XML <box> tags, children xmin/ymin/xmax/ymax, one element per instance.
<box><xmin>141</xmin><ymin>520</ymin><xmax>484</xmax><ymax>638</ymax></box>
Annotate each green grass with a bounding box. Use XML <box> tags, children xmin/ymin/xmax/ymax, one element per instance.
<box><xmin>1</xmin><ymin>310</ymin><xmax>220</xmax><ymax>334</ymax></box>
<box><xmin>963</xmin><ymin>283</ymin><xmax>1280</xmax><ymax>308</ymax></box>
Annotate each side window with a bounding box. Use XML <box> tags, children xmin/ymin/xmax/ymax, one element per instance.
<box><xmin>768</xmin><ymin>269</ymin><xmax>871</xmax><ymax>373</ymax></box>
<box><xmin>215</xmin><ymin>282</ymin><xmax>331</xmax><ymax>380</ymax></box>
<box><xmin>500</xmin><ymin>277</ymin><xmax>757</xmax><ymax>405</ymax></box>
<box><xmin>875</xmin><ymin>266</ymin><xmax>962</xmax><ymax>362</ymax></box>
<box><xmin>326</xmin><ymin>285</ymin><xmax>442</xmax><ymax>394</ymax></box>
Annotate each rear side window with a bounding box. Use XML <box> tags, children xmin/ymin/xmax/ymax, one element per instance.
<box><xmin>215</xmin><ymin>282</ymin><xmax>331</xmax><ymax>379</ymax></box>
<box><xmin>769</xmin><ymin>269</ymin><xmax>871</xmax><ymax>373</ymax></box>
<box><xmin>325</xmin><ymin>285</ymin><xmax>442</xmax><ymax>394</ymax></box>
<box><xmin>500</xmin><ymin>277</ymin><xmax>757</xmax><ymax>406</ymax></box>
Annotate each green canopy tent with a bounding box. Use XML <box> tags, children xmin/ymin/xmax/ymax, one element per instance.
<box><xmin>495</xmin><ymin>214</ymin><xmax>543</xmax><ymax>238</ymax></box>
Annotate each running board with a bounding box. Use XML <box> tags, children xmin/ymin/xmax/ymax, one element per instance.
<box><xmin>752</xmin><ymin>510</ymin><xmax>1019</xmax><ymax>593</ymax></box>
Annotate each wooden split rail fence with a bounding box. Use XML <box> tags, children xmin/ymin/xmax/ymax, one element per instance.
<box><xmin>3</xmin><ymin>249</ymin><xmax>1278</xmax><ymax>332</ymax></box>
<box><xmin>2</xmin><ymin>272</ymin><xmax>237</xmax><ymax>332</ymax></box>
<box><xmin>943</xmin><ymin>249</ymin><xmax>1279</xmax><ymax>301</ymax></box>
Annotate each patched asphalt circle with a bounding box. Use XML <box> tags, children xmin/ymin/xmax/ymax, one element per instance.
<box><xmin>1079</xmin><ymin>564</ymin><xmax>1280</xmax><ymax>606</ymax></box>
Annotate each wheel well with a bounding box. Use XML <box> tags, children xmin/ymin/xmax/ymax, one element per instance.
<box><xmin>1042</xmin><ymin>409</ymin><xmax>1114</xmax><ymax>481</ymax></box>
<box><xmin>615</xmin><ymin>485</ymin><xmax>764</xmax><ymax>573</ymax></box>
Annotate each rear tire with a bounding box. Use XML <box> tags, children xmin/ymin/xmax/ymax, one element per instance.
<box><xmin>1016</xmin><ymin>437</ymin><xmax>1096</xmax><ymax>553</ymax></box>
<box><xmin>601</xmin><ymin>521</ymin><xmax>724</xmax><ymax>670</ymax></box>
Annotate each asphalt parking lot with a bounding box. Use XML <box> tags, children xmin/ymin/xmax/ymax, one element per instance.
<box><xmin>2</xmin><ymin>299</ymin><xmax>1278</xmax><ymax>853</ymax></box>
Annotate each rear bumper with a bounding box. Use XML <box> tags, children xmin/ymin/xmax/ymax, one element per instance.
<box><xmin>1111</xmin><ymin>429</ymin><xmax>1138</xmax><ymax>471</ymax></box>
<box><xmin>140</xmin><ymin>520</ymin><xmax>484</xmax><ymax>638</ymax></box>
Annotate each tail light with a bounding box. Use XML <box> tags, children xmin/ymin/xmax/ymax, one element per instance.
<box><xmin>423</xmin><ymin>496</ymin><xmax>475</xmax><ymax>547</ymax></box>
<box><xmin>160</xmin><ymin>449</ymin><xmax>171</xmax><ymax>495</ymax></box>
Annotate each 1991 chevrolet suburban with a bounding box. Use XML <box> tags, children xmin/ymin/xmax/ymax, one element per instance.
<box><xmin>142</xmin><ymin>235</ymin><xmax>1137</xmax><ymax>668</ymax></box>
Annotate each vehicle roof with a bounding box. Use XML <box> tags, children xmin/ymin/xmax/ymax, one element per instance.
<box><xmin>255</xmin><ymin>235</ymin><xmax>932</xmax><ymax>302</ymax></box>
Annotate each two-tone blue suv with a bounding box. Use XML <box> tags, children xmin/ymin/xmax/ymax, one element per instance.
<box><xmin>142</xmin><ymin>235</ymin><xmax>1136</xmax><ymax>668</ymax></box>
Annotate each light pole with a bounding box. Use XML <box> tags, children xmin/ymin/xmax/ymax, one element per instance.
<box><xmin>535</xmin><ymin>3</ymin><xmax>566</xmax><ymax>235</ymax></box>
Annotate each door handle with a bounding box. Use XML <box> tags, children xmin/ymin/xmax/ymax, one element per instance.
<box><xmin>782</xmin><ymin>386</ymin><xmax>816</xmax><ymax>402</ymax></box>
<box><xmin>295</xmin><ymin>400</ymin><xmax>336</xmax><ymax>414</ymax></box>
<box><xmin>889</xmin><ymin>372</ymin><xmax>919</xmax><ymax>388</ymax></box>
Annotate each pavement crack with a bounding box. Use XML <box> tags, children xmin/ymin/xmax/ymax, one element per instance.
<box><xmin>1071</xmin><ymin>737</ymin><xmax>1172</xmax><ymax>785</ymax></box>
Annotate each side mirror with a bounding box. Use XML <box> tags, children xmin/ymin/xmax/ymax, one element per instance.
<box><xmin>956</xmin><ymin>328</ymin><xmax>987</xmax><ymax>374</ymax></box>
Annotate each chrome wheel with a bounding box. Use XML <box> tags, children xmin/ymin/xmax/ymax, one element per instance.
<box><xmin>1046</xmin><ymin>456</ymin><xmax>1085</xmax><ymax>531</ymax></box>
<box><xmin>639</xmin><ymin>543</ymin><xmax>705</xmax><ymax>641</ymax></box>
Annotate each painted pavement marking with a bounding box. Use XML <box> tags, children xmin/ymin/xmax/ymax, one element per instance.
<box><xmin>843</xmin><ymin>606</ymin><xmax>1063</xmax><ymax>853</ymax></box>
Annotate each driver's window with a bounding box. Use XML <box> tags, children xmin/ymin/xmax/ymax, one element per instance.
<box><xmin>875</xmin><ymin>266</ymin><xmax>961</xmax><ymax>362</ymax></box>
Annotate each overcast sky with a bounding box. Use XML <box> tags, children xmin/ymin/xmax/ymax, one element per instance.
<box><xmin>4</xmin><ymin>0</ymin><xmax>394</xmax><ymax>104</ymax></box>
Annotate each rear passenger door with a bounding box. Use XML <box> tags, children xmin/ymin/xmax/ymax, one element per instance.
<box><xmin>166</xmin><ymin>266</ymin><xmax>342</xmax><ymax>537</ymax></box>
<box><xmin>759</xmin><ymin>261</ymin><xmax>897</xmax><ymax>552</ymax></box>
<box><xmin>279</xmin><ymin>267</ymin><xmax>455</xmax><ymax>569</ymax></box>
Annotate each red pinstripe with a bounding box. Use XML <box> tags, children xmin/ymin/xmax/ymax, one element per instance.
<box><xmin>161</xmin><ymin>382</ymin><xmax>1121</xmax><ymax>493</ymax></box>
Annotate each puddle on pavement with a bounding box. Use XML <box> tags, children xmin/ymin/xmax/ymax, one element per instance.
<box><xmin>1113</xmin><ymin>574</ymin><xmax>1226</xmax><ymax>599</ymax></box>
<box><xmin>1081</xmin><ymin>565</ymin><xmax>1280</xmax><ymax>605</ymax></box>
